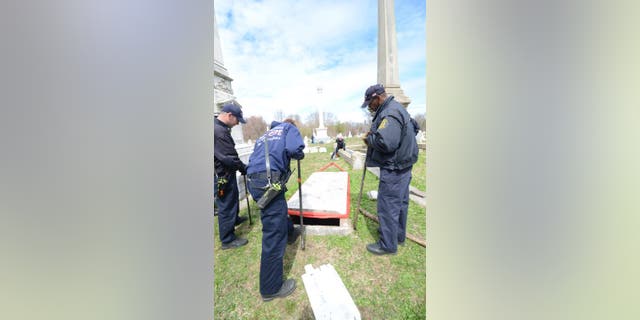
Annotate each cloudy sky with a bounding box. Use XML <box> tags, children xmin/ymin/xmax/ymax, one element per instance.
<box><xmin>214</xmin><ymin>0</ymin><xmax>426</xmax><ymax>124</ymax></box>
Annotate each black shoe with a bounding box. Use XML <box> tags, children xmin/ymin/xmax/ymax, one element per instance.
<box><xmin>287</xmin><ymin>227</ymin><xmax>301</xmax><ymax>245</ymax></box>
<box><xmin>235</xmin><ymin>215</ymin><xmax>248</xmax><ymax>226</ymax></box>
<box><xmin>262</xmin><ymin>279</ymin><xmax>296</xmax><ymax>302</ymax></box>
<box><xmin>221</xmin><ymin>238</ymin><xmax>248</xmax><ymax>250</ymax></box>
<box><xmin>398</xmin><ymin>240</ymin><xmax>405</xmax><ymax>246</ymax></box>
<box><xmin>366</xmin><ymin>243</ymin><xmax>396</xmax><ymax>255</ymax></box>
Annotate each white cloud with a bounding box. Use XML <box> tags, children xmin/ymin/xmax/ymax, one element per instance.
<box><xmin>215</xmin><ymin>0</ymin><xmax>426</xmax><ymax>124</ymax></box>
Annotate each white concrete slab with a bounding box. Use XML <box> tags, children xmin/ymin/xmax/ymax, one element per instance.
<box><xmin>288</xmin><ymin>172</ymin><xmax>349</xmax><ymax>216</ymax></box>
<box><xmin>301</xmin><ymin>264</ymin><xmax>361</xmax><ymax>320</ymax></box>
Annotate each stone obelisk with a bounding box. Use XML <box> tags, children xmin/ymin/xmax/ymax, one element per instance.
<box><xmin>214</xmin><ymin>12</ymin><xmax>235</xmax><ymax>111</ymax></box>
<box><xmin>378</xmin><ymin>0</ymin><xmax>411</xmax><ymax>107</ymax></box>
<box><xmin>214</xmin><ymin>9</ymin><xmax>245</xmax><ymax>145</ymax></box>
<box><xmin>314</xmin><ymin>87</ymin><xmax>329</xmax><ymax>143</ymax></box>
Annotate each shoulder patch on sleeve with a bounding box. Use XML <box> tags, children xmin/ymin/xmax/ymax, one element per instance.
<box><xmin>377</xmin><ymin>118</ymin><xmax>388</xmax><ymax>130</ymax></box>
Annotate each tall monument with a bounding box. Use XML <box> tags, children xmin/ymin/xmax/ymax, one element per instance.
<box><xmin>378</xmin><ymin>0</ymin><xmax>411</xmax><ymax>107</ymax></box>
<box><xmin>314</xmin><ymin>87</ymin><xmax>330</xmax><ymax>143</ymax></box>
<box><xmin>214</xmin><ymin>9</ymin><xmax>244</xmax><ymax>144</ymax></box>
<box><xmin>214</xmin><ymin>12</ymin><xmax>235</xmax><ymax>110</ymax></box>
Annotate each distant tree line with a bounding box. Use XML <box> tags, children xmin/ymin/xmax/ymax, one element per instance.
<box><xmin>241</xmin><ymin>111</ymin><xmax>426</xmax><ymax>142</ymax></box>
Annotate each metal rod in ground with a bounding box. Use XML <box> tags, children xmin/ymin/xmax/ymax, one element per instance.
<box><xmin>353</xmin><ymin>149</ymin><xmax>369</xmax><ymax>230</ymax></box>
<box><xmin>243</xmin><ymin>175</ymin><xmax>252</xmax><ymax>225</ymax></box>
<box><xmin>358</xmin><ymin>208</ymin><xmax>426</xmax><ymax>248</ymax></box>
<box><xmin>297</xmin><ymin>159</ymin><xmax>305</xmax><ymax>250</ymax></box>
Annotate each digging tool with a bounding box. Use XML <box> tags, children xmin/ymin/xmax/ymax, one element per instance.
<box><xmin>353</xmin><ymin>146</ymin><xmax>370</xmax><ymax>230</ymax></box>
<box><xmin>243</xmin><ymin>175</ymin><xmax>252</xmax><ymax>225</ymax></box>
<box><xmin>297</xmin><ymin>159</ymin><xmax>305</xmax><ymax>250</ymax></box>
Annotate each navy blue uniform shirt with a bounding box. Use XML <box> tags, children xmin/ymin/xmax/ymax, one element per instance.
<box><xmin>364</xmin><ymin>96</ymin><xmax>419</xmax><ymax>170</ymax></box>
<box><xmin>247</xmin><ymin>122</ymin><xmax>305</xmax><ymax>175</ymax></box>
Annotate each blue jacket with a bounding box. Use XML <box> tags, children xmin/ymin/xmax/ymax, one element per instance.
<box><xmin>214</xmin><ymin>118</ymin><xmax>246</xmax><ymax>177</ymax></box>
<box><xmin>364</xmin><ymin>96</ymin><xmax>419</xmax><ymax>170</ymax></box>
<box><xmin>247</xmin><ymin>122</ymin><xmax>305</xmax><ymax>175</ymax></box>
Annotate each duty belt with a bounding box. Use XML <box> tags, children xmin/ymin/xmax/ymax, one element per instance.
<box><xmin>248</xmin><ymin>171</ymin><xmax>283</xmax><ymax>181</ymax></box>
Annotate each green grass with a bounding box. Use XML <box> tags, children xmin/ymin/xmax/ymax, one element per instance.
<box><xmin>214</xmin><ymin>141</ymin><xmax>426</xmax><ymax>319</ymax></box>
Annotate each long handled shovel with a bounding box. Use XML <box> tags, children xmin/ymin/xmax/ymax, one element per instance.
<box><xmin>353</xmin><ymin>147</ymin><xmax>370</xmax><ymax>230</ymax></box>
<box><xmin>243</xmin><ymin>175</ymin><xmax>252</xmax><ymax>225</ymax></box>
<box><xmin>297</xmin><ymin>159</ymin><xmax>305</xmax><ymax>250</ymax></box>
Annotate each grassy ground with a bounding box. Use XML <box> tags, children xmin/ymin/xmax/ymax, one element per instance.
<box><xmin>214</xmin><ymin>140</ymin><xmax>426</xmax><ymax>319</ymax></box>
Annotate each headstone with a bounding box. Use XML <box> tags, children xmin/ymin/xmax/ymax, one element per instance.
<box><xmin>235</xmin><ymin>143</ymin><xmax>254</xmax><ymax>164</ymax></box>
<box><xmin>352</xmin><ymin>152</ymin><xmax>364</xmax><ymax>170</ymax></box>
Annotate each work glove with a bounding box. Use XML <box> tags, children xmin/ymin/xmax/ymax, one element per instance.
<box><xmin>239</xmin><ymin>164</ymin><xmax>247</xmax><ymax>176</ymax></box>
<box><xmin>363</xmin><ymin>131</ymin><xmax>371</xmax><ymax>146</ymax></box>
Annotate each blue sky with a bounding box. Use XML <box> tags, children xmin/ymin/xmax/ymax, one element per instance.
<box><xmin>215</xmin><ymin>0</ymin><xmax>426</xmax><ymax>123</ymax></box>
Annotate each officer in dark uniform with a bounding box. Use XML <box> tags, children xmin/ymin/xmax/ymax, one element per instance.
<box><xmin>246</xmin><ymin>119</ymin><xmax>305</xmax><ymax>301</ymax></box>
<box><xmin>360</xmin><ymin>84</ymin><xmax>419</xmax><ymax>255</ymax></box>
<box><xmin>214</xmin><ymin>101</ymin><xmax>249</xmax><ymax>250</ymax></box>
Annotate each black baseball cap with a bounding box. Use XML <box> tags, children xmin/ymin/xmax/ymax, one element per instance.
<box><xmin>221</xmin><ymin>101</ymin><xmax>246</xmax><ymax>123</ymax></box>
<box><xmin>360</xmin><ymin>84</ymin><xmax>385</xmax><ymax>108</ymax></box>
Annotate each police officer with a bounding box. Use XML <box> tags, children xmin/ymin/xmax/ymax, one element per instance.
<box><xmin>360</xmin><ymin>84</ymin><xmax>419</xmax><ymax>255</ymax></box>
<box><xmin>214</xmin><ymin>101</ymin><xmax>249</xmax><ymax>250</ymax></box>
<box><xmin>246</xmin><ymin>119</ymin><xmax>305</xmax><ymax>301</ymax></box>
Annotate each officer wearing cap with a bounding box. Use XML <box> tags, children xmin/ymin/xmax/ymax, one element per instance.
<box><xmin>360</xmin><ymin>84</ymin><xmax>419</xmax><ymax>255</ymax></box>
<box><xmin>246</xmin><ymin>119</ymin><xmax>305</xmax><ymax>301</ymax></box>
<box><xmin>214</xmin><ymin>101</ymin><xmax>249</xmax><ymax>250</ymax></box>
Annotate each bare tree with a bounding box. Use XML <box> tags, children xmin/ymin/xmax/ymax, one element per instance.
<box><xmin>324</xmin><ymin>112</ymin><xmax>336</xmax><ymax>126</ymax></box>
<box><xmin>241</xmin><ymin>116</ymin><xmax>268</xmax><ymax>141</ymax></box>
<box><xmin>304</xmin><ymin>112</ymin><xmax>319</xmax><ymax>128</ymax></box>
<box><xmin>285</xmin><ymin>114</ymin><xmax>302</xmax><ymax>125</ymax></box>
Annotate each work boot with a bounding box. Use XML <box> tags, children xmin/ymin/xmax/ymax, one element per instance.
<box><xmin>221</xmin><ymin>238</ymin><xmax>248</xmax><ymax>250</ymax></box>
<box><xmin>287</xmin><ymin>227</ymin><xmax>301</xmax><ymax>245</ymax></box>
<box><xmin>235</xmin><ymin>215</ymin><xmax>248</xmax><ymax>226</ymax></box>
<box><xmin>262</xmin><ymin>279</ymin><xmax>296</xmax><ymax>302</ymax></box>
<box><xmin>366</xmin><ymin>242</ymin><xmax>396</xmax><ymax>255</ymax></box>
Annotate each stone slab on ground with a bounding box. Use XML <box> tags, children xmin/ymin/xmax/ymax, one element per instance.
<box><xmin>302</xmin><ymin>264</ymin><xmax>361</xmax><ymax>320</ymax></box>
<box><xmin>287</xmin><ymin>172</ymin><xmax>350</xmax><ymax>219</ymax></box>
<box><xmin>338</xmin><ymin>149</ymin><xmax>364</xmax><ymax>170</ymax></box>
<box><xmin>364</xmin><ymin>167</ymin><xmax>426</xmax><ymax>207</ymax></box>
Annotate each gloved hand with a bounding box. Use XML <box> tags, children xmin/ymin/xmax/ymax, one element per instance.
<box><xmin>239</xmin><ymin>164</ymin><xmax>247</xmax><ymax>176</ymax></box>
<box><xmin>363</xmin><ymin>131</ymin><xmax>371</xmax><ymax>146</ymax></box>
